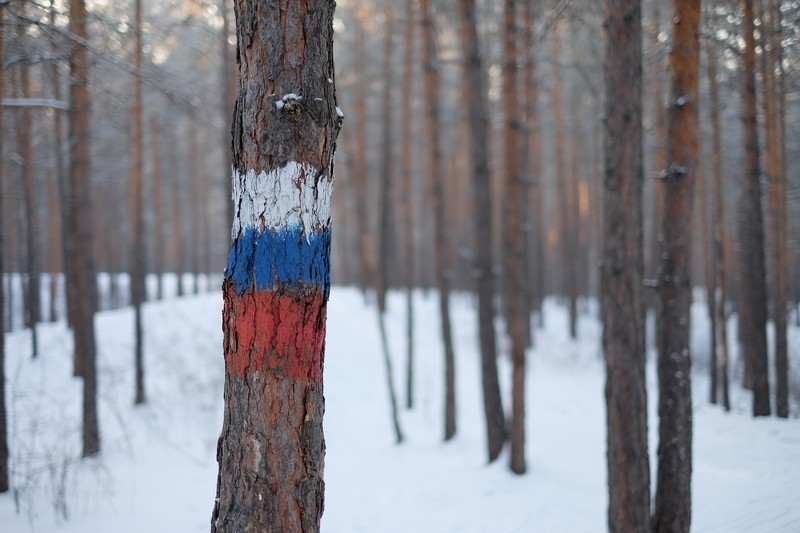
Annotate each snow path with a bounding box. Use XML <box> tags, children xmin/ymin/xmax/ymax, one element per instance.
<box><xmin>1</xmin><ymin>285</ymin><xmax>799</xmax><ymax>532</ymax></box>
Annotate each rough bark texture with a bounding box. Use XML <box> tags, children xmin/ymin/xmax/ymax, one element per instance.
<box><xmin>652</xmin><ymin>1</ymin><xmax>699</xmax><ymax>532</ymax></box>
<box><xmin>68</xmin><ymin>0</ymin><xmax>100</xmax><ymax>457</ymax></box>
<box><xmin>458</xmin><ymin>0</ymin><xmax>506</xmax><ymax>463</ymax></box>
<box><xmin>602</xmin><ymin>0</ymin><xmax>650</xmax><ymax>530</ymax></box>
<box><xmin>706</xmin><ymin>43</ymin><xmax>730</xmax><ymax>411</ymax></box>
<box><xmin>132</xmin><ymin>0</ymin><xmax>146</xmax><ymax>405</ymax></box>
<box><xmin>738</xmin><ymin>0</ymin><xmax>770</xmax><ymax>417</ymax></box>
<box><xmin>420</xmin><ymin>0</ymin><xmax>456</xmax><ymax>442</ymax></box>
<box><xmin>503</xmin><ymin>0</ymin><xmax>526</xmax><ymax>475</ymax></box>
<box><xmin>211</xmin><ymin>1</ymin><xmax>340</xmax><ymax>530</ymax></box>
<box><xmin>0</xmin><ymin>1</ymin><xmax>9</xmax><ymax>494</ymax></box>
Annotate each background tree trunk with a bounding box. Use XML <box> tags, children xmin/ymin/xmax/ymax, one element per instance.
<box><xmin>69</xmin><ymin>0</ymin><xmax>100</xmax><ymax>457</ymax></box>
<box><xmin>763</xmin><ymin>0</ymin><xmax>788</xmax><ymax>419</ymax></box>
<box><xmin>706</xmin><ymin>42</ymin><xmax>730</xmax><ymax>411</ymax></box>
<box><xmin>131</xmin><ymin>0</ymin><xmax>146</xmax><ymax>405</ymax></box>
<box><xmin>653</xmin><ymin>1</ymin><xmax>700</xmax><ymax>531</ymax></box>
<box><xmin>503</xmin><ymin>0</ymin><xmax>526</xmax><ymax>475</ymax></box>
<box><xmin>420</xmin><ymin>0</ymin><xmax>457</xmax><ymax>442</ymax></box>
<box><xmin>738</xmin><ymin>0</ymin><xmax>770</xmax><ymax>417</ymax></box>
<box><xmin>402</xmin><ymin>0</ymin><xmax>416</xmax><ymax>411</ymax></box>
<box><xmin>602</xmin><ymin>0</ymin><xmax>650</xmax><ymax>529</ymax></box>
<box><xmin>458</xmin><ymin>0</ymin><xmax>506</xmax><ymax>463</ymax></box>
<box><xmin>16</xmin><ymin>26</ymin><xmax>40</xmax><ymax>358</ymax></box>
<box><xmin>0</xmin><ymin>0</ymin><xmax>9</xmax><ymax>494</ymax></box>
<box><xmin>211</xmin><ymin>1</ymin><xmax>341</xmax><ymax>529</ymax></box>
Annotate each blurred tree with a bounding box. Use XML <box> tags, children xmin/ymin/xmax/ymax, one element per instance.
<box><xmin>458</xmin><ymin>0</ymin><xmax>505</xmax><ymax>464</ymax></box>
<box><xmin>503</xmin><ymin>0</ymin><xmax>526</xmax><ymax>475</ymax></box>
<box><xmin>131</xmin><ymin>0</ymin><xmax>146</xmax><ymax>405</ymax></box>
<box><xmin>420</xmin><ymin>0</ymin><xmax>457</xmax><ymax>442</ymax></box>
<box><xmin>0</xmin><ymin>0</ymin><xmax>8</xmax><ymax>494</ymax></box>
<box><xmin>67</xmin><ymin>0</ymin><xmax>101</xmax><ymax>457</ymax></box>
<box><xmin>211</xmin><ymin>0</ymin><xmax>341</xmax><ymax>529</ymax></box>
<box><xmin>738</xmin><ymin>0</ymin><xmax>770</xmax><ymax>417</ymax></box>
<box><xmin>706</xmin><ymin>41</ymin><xmax>730</xmax><ymax>411</ymax></box>
<box><xmin>602</xmin><ymin>0</ymin><xmax>650</xmax><ymax>529</ymax></box>
<box><xmin>653</xmin><ymin>0</ymin><xmax>700</xmax><ymax>531</ymax></box>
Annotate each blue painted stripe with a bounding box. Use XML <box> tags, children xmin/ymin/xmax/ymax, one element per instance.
<box><xmin>225</xmin><ymin>226</ymin><xmax>331</xmax><ymax>293</ymax></box>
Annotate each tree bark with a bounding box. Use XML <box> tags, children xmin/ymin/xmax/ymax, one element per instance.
<box><xmin>457</xmin><ymin>0</ymin><xmax>506</xmax><ymax>463</ymax></box>
<box><xmin>602</xmin><ymin>0</ymin><xmax>650</xmax><ymax>530</ymax></box>
<box><xmin>69</xmin><ymin>0</ymin><xmax>100</xmax><ymax>456</ymax></box>
<box><xmin>131</xmin><ymin>0</ymin><xmax>146</xmax><ymax>405</ymax></box>
<box><xmin>524</xmin><ymin>0</ymin><xmax>543</xmax><ymax>330</ymax></box>
<box><xmin>420</xmin><ymin>0</ymin><xmax>456</xmax><ymax>442</ymax></box>
<box><xmin>706</xmin><ymin>42</ymin><xmax>730</xmax><ymax>411</ymax></box>
<box><xmin>503</xmin><ymin>0</ymin><xmax>526</xmax><ymax>475</ymax></box>
<box><xmin>0</xmin><ymin>0</ymin><xmax>9</xmax><ymax>493</ymax></box>
<box><xmin>652</xmin><ymin>2</ymin><xmax>700</xmax><ymax>532</ymax></box>
<box><xmin>738</xmin><ymin>0</ymin><xmax>770</xmax><ymax>417</ymax></box>
<box><xmin>211</xmin><ymin>1</ymin><xmax>341</xmax><ymax>529</ymax></box>
<box><xmin>376</xmin><ymin>6</ymin><xmax>404</xmax><ymax>445</ymax></box>
<box><xmin>763</xmin><ymin>0</ymin><xmax>788</xmax><ymax>419</ymax></box>
<box><xmin>16</xmin><ymin>21</ymin><xmax>40</xmax><ymax>358</ymax></box>
<box><xmin>402</xmin><ymin>0</ymin><xmax>416</xmax><ymax>411</ymax></box>
<box><xmin>151</xmin><ymin>115</ymin><xmax>165</xmax><ymax>300</ymax></box>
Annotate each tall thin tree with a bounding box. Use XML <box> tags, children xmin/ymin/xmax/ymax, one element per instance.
<box><xmin>457</xmin><ymin>0</ymin><xmax>506</xmax><ymax>463</ymax></box>
<box><xmin>602</xmin><ymin>0</ymin><xmax>650</xmax><ymax>529</ymax></box>
<box><xmin>763</xmin><ymin>0</ymin><xmax>788</xmax><ymax>419</ymax></box>
<box><xmin>706</xmin><ymin>42</ymin><xmax>730</xmax><ymax>411</ymax></box>
<box><xmin>131</xmin><ymin>0</ymin><xmax>146</xmax><ymax>405</ymax></box>
<box><xmin>402</xmin><ymin>0</ymin><xmax>416</xmax><ymax>411</ymax></box>
<box><xmin>738</xmin><ymin>0</ymin><xmax>770</xmax><ymax>417</ymax></box>
<box><xmin>68</xmin><ymin>0</ymin><xmax>100</xmax><ymax>456</ymax></box>
<box><xmin>420</xmin><ymin>0</ymin><xmax>456</xmax><ymax>441</ymax></box>
<box><xmin>653</xmin><ymin>1</ymin><xmax>700</xmax><ymax>531</ymax></box>
<box><xmin>210</xmin><ymin>0</ymin><xmax>341</xmax><ymax>529</ymax></box>
<box><xmin>503</xmin><ymin>0</ymin><xmax>527</xmax><ymax>475</ymax></box>
<box><xmin>0</xmin><ymin>0</ymin><xmax>9</xmax><ymax>493</ymax></box>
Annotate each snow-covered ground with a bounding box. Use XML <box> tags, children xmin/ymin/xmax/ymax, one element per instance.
<box><xmin>1</xmin><ymin>281</ymin><xmax>799</xmax><ymax>532</ymax></box>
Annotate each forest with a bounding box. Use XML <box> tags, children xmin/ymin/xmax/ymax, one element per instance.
<box><xmin>1</xmin><ymin>0</ymin><xmax>799</xmax><ymax>531</ymax></box>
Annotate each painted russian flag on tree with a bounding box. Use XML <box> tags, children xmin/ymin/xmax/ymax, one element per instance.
<box><xmin>223</xmin><ymin>162</ymin><xmax>333</xmax><ymax>381</ymax></box>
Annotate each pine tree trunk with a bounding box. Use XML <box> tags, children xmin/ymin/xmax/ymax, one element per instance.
<box><xmin>653</xmin><ymin>2</ymin><xmax>699</xmax><ymax>531</ymax></box>
<box><xmin>69</xmin><ymin>0</ymin><xmax>100</xmax><ymax>456</ymax></box>
<box><xmin>151</xmin><ymin>115</ymin><xmax>165</xmax><ymax>301</ymax></box>
<box><xmin>602</xmin><ymin>0</ymin><xmax>650</xmax><ymax>529</ymax></box>
<box><xmin>377</xmin><ymin>7</ymin><xmax>403</xmax><ymax>445</ymax></box>
<box><xmin>0</xmin><ymin>1</ymin><xmax>9</xmax><ymax>493</ymax></box>
<box><xmin>171</xmin><ymin>139</ymin><xmax>185</xmax><ymax>298</ymax></box>
<box><xmin>211</xmin><ymin>1</ymin><xmax>341</xmax><ymax>529</ymax></box>
<box><xmin>131</xmin><ymin>0</ymin><xmax>146</xmax><ymax>405</ymax></box>
<box><xmin>523</xmin><ymin>0</ymin><xmax>543</xmax><ymax>330</ymax></box>
<box><xmin>420</xmin><ymin>0</ymin><xmax>456</xmax><ymax>442</ymax></box>
<box><xmin>706</xmin><ymin>43</ymin><xmax>731</xmax><ymax>411</ymax></box>
<box><xmin>17</xmin><ymin>37</ymin><xmax>40</xmax><ymax>358</ymax></box>
<box><xmin>458</xmin><ymin>0</ymin><xmax>506</xmax><ymax>463</ymax></box>
<box><xmin>738</xmin><ymin>0</ymin><xmax>771</xmax><ymax>417</ymax></box>
<box><xmin>401</xmin><ymin>0</ymin><xmax>416</xmax><ymax>411</ymax></box>
<box><xmin>503</xmin><ymin>0</ymin><xmax>526</xmax><ymax>475</ymax></box>
<box><xmin>763</xmin><ymin>0</ymin><xmax>788</xmax><ymax>419</ymax></box>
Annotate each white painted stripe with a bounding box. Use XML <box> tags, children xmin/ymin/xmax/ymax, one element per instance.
<box><xmin>231</xmin><ymin>162</ymin><xmax>333</xmax><ymax>238</ymax></box>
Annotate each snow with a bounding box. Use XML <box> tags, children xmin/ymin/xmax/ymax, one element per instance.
<box><xmin>1</xmin><ymin>280</ymin><xmax>799</xmax><ymax>532</ymax></box>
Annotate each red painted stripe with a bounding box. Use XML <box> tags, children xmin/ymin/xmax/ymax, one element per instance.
<box><xmin>223</xmin><ymin>284</ymin><xmax>327</xmax><ymax>380</ymax></box>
